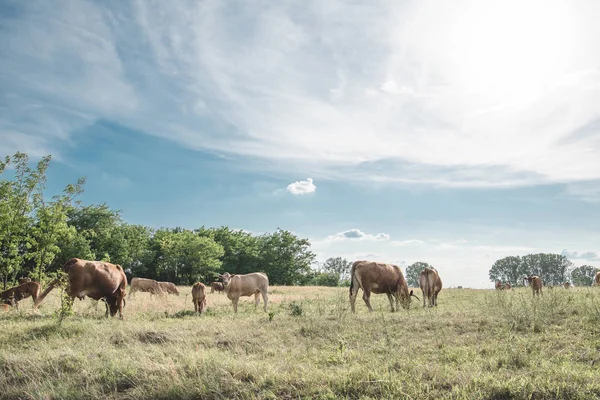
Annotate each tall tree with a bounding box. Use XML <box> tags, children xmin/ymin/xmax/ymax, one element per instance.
<box><xmin>0</xmin><ymin>153</ymin><xmax>49</xmax><ymax>288</ymax></box>
<box><xmin>570</xmin><ymin>265</ymin><xmax>598</xmax><ymax>286</ymax></box>
<box><xmin>258</xmin><ymin>229</ymin><xmax>315</xmax><ymax>285</ymax></box>
<box><xmin>405</xmin><ymin>262</ymin><xmax>432</xmax><ymax>287</ymax></box>
<box><xmin>488</xmin><ymin>256</ymin><xmax>524</xmax><ymax>286</ymax></box>
<box><xmin>29</xmin><ymin>175</ymin><xmax>86</xmax><ymax>282</ymax></box>
<box><xmin>521</xmin><ymin>253</ymin><xmax>572</xmax><ymax>286</ymax></box>
<box><xmin>321</xmin><ymin>257</ymin><xmax>353</xmax><ymax>283</ymax></box>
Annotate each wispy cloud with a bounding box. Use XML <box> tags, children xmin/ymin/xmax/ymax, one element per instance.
<box><xmin>561</xmin><ymin>249</ymin><xmax>600</xmax><ymax>261</ymax></box>
<box><xmin>2</xmin><ymin>0</ymin><xmax>600</xmax><ymax>193</ymax></box>
<box><xmin>286</xmin><ymin>178</ymin><xmax>316</xmax><ymax>195</ymax></box>
<box><xmin>325</xmin><ymin>229</ymin><xmax>390</xmax><ymax>242</ymax></box>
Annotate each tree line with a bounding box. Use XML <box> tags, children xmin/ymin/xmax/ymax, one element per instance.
<box><xmin>0</xmin><ymin>152</ymin><xmax>337</xmax><ymax>289</ymax></box>
<box><xmin>2</xmin><ymin>152</ymin><xmax>597</xmax><ymax>290</ymax></box>
<box><xmin>489</xmin><ymin>254</ymin><xmax>598</xmax><ymax>287</ymax></box>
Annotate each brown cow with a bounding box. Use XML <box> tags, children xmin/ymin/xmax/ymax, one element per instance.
<box><xmin>35</xmin><ymin>258</ymin><xmax>127</xmax><ymax>318</ymax></box>
<box><xmin>523</xmin><ymin>275</ymin><xmax>543</xmax><ymax>296</ymax></box>
<box><xmin>210</xmin><ymin>282</ymin><xmax>224</xmax><ymax>294</ymax></box>
<box><xmin>593</xmin><ymin>271</ymin><xmax>600</xmax><ymax>286</ymax></box>
<box><xmin>349</xmin><ymin>260</ymin><xmax>419</xmax><ymax>313</ymax></box>
<box><xmin>0</xmin><ymin>281</ymin><xmax>41</xmax><ymax>310</ymax></box>
<box><xmin>420</xmin><ymin>267</ymin><xmax>442</xmax><ymax>307</ymax></box>
<box><xmin>218</xmin><ymin>272</ymin><xmax>269</xmax><ymax>313</ymax></box>
<box><xmin>191</xmin><ymin>282</ymin><xmax>207</xmax><ymax>314</ymax></box>
<box><xmin>158</xmin><ymin>281</ymin><xmax>179</xmax><ymax>295</ymax></box>
<box><xmin>504</xmin><ymin>283</ymin><xmax>512</xmax><ymax>290</ymax></box>
<box><xmin>129</xmin><ymin>277</ymin><xmax>164</xmax><ymax>296</ymax></box>
<box><xmin>563</xmin><ymin>282</ymin><xmax>571</xmax><ymax>289</ymax></box>
<box><xmin>495</xmin><ymin>280</ymin><xmax>503</xmax><ymax>290</ymax></box>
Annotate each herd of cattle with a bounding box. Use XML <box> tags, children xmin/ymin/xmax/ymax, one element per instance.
<box><xmin>2</xmin><ymin>258</ymin><xmax>600</xmax><ymax>318</ymax></box>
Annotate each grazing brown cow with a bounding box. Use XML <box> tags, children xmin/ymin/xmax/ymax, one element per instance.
<box><xmin>495</xmin><ymin>280</ymin><xmax>503</xmax><ymax>290</ymax></box>
<box><xmin>420</xmin><ymin>267</ymin><xmax>443</xmax><ymax>307</ymax></box>
<box><xmin>158</xmin><ymin>281</ymin><xmax>179</xmax><ymax>295</ymax></box>
<box><xmin>523</xmin><ymin>275</ymin><xmax>543</xmax><ymax>296</ymax></box>
<box><xmin>593</xmin><ymin>271</ymin><xmax>600</xmax><ymax>286</ymax></box>
<box><xmin>349</xmin><ymin>260</ymin><xmax>419</xmax><ymax>313</ymax></box>
<box><xmin>0</xmin><ymin>281</ymin><xmax>41</xmax><ymax>310</ymax></box>
<box><xmin>210</xmin><ymin>282</ymin><xmax>224</xmax><ymax>294</ymax></box>
<box><xmin>129</xmin><ymin>277</ymin><xmax>164</xmax><ymax>296</ymax></box>
<box><xmin>191</xmin><ymin>282</ymin><xmax>207</xmax><ymax>314</ymax></box>
<box><xmin>504</xmin><ymin>283</ymin><xmax>512</xmax><ymax>290</ymax></box>
<box><xmin>35</xmin><ymin>258</ymin><xmax>127</xmax><ymax>318</ymax></box>
<box><xmin>219</xmin><ymin>272</ymin><xmax>269</xmax><ymax>313</ymax></box>
<box><xmin>563</xmin><ymin>282</ymin><xmax>571</xmax><ymax>289</ymax></box>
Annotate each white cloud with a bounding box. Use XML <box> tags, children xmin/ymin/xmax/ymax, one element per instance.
<box><xmin>2</xmin><ymin>0</ymin><xmax>600</xmax><ymax>194</ymax></box>
<box><xmin>561</xmin><ymin>249</ymin><xmax>600</xmax><ymax>261</ymax></box>
<box><xmin>286</xmin><ymin>178</ymin><xmax>316</xmax><ymax>195</ymax></box>
<box><xmin>325</xmin><ymin>229</ymin><xmax>390</xmax><ymax>242</ymax></box>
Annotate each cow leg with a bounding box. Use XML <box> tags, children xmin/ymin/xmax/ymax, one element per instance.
<box><xmin>422</xmin><ymin>291</ymin><xmax>426</xmax><ymax>308</ymax></box>
<box><xmin>233</xmin><ymin>296</ymin><xmax>239</xmax><ymax>313</ymax></box>
<box><xmin>193</xmin><ymin>298</ymin><xmax>198</xmax><ymax>313</ymax></box>
<box><xmin>254</xmin><ymin>292</ymin><xmax>260</xmax><ymax>309</ymax></box>
<box><xmin>349</xmin><ymin>285</ymin><xmax>360</xmax><ymax>313</ymax></box>
<box><xmin>386</xmin><ymin>293</ymin><xmax>395</xmax><ymax>312</ymax></box>
<box><xmin>261</xmin><ymin>290</ymin><xmax>268</xmax><ymax>312</ymax></box>
<box><xmin>362</xmin><ymin>290</ymin><xmax>374</xmax><ymax>312</ymax></box>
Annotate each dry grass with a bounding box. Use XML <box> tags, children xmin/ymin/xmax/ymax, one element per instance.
<box><xmin>1</xmin><ymin>285</ymin><xmax>600</xmax><ymax>399</ymax></box>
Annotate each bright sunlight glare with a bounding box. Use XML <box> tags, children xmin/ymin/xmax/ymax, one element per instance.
<box><xmin>445</xmin><ymin>0</ymin><xmax>576</xmax><ymax>107</ymax></box>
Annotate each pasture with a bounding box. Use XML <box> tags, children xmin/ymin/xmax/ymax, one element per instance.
<box><xmin>1</xmin><ymin>285</ymin><xmax>600</xmax><ymax>399</ymax></box>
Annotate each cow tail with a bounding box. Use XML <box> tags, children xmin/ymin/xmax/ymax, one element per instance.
<box><xmin>34</xmin><ymin>277</ymin><xmax>61</xmax><ymax>308</ymax></box>
<box><xmin>426</xmin><ymin>269</ymin><xmax>431</xmax><ymax>306</ymax></box>
<box><xmin>349</xmin><ymin>261</ymin><xmax>357</xmax><ymax>296</ymax></box>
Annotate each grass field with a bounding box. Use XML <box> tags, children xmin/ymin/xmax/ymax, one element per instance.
<box><xmin>2</xmin><ymin>285</ymin><xmax>600</xmax><ymax>399</ymax></box>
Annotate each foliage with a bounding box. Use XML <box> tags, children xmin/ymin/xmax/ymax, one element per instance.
<box><xmin>570</xmin><ymin>264</ymin><xmax>598</xmax><ymax>286</ymax></box>
<box><xmin>321</xmin><ymin>257</ymin><xmax>352</xmax><ymax>282</ymax></box>
<box><xmin>405</xmin><ymin>261</ymin><xmax>432</xmax><ymax>287</ymax></box>
<box><xmin>489</xmin><ymin>253</ymin><xmax>573</xmax><ymax>286</ymax></box>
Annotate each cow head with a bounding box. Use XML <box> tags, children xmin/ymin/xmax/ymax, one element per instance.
<box><xmin>218</xmin><ymin>272</ymin><xmax>234</xmax><ymax>287</ymax></box>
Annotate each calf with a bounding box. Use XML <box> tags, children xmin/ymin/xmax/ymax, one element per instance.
<box><xmin>192</xmin><ymin>282</ymin><xmax>207</xmax><ymax>314</ymax></box>
<box><xmin>523</xmin><ymin>275</ymin><xmax>543</xmax><ymax>296</ymax></box>
<box><xmin>158</xmin><ymin>281</ymin><xmax>180</xmax><ymax>295</ymax></box>
<box><xmin>210</xmin><ymin>282</ymin><xmax>224</xmax><ymax>294</ymax></box>
<box><xmin>0</xmin><ymin>281</ymin><xmax>41</xmax><ymax>310</ymax></box>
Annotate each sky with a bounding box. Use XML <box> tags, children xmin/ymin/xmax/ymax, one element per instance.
<box><xmin>1</xmin><ymin>0</ymin><xmax>600</xmax><ymax>288</ymax></box>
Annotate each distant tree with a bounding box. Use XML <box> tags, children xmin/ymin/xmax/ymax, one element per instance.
<box><xmin>489</xmin><ymin>253</ymin><xmax>574</xmax><ymax>286</ymax></box>
<box><xmin>489</xmin><ymin>256</ymin><xmax>523</xmax><ymax>286</ymax></box>
<box><xmin>257</xmin><ymin>229</ymin><xmax>315</xmax><ymax>285</ymax></box>
<box><xmin>405</xmin><ymin>262</ymin><xmax>432</xmax><ymax>287</ymax></box>
<box><xmin>322</xmin><ymin>257</ymin><xmax>352</xmax><ymax>283</ymax></box>
<box><xmin>570</xmin><ymin>265</ymin><xmax>597</xmax><ymax>286</ymax></box>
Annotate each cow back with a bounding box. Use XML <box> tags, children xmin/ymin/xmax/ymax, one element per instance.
<box><xmin>226</xmin><ymin>273</ymin><xmax>269</xmax><ymax>297</ymax></box>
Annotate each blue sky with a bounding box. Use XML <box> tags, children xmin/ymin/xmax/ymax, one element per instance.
<box><xmin>2</xmin><ymin>0</ymin><xmax>600</xmax><ymax>288</ymax></box>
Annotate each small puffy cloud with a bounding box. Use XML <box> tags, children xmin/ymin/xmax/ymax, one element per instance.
<box><xmin>561</xmin><ymin>249</ymin><xmax>600</xmax><ymax>260</ymax></box>
<box><xmin>286</xmin><ymin>178</ymin><xmax>316</xmax><ymax>195</ymax></box>
<box><xmin>327</xmin><ymin>229</ymin><xmax>390</xmax><ymax>242</ymax></box>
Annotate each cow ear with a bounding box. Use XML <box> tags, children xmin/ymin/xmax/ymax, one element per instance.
<box><xmin>409</xmin><ymin>289</ymin><xmax>413</xmax><ymax>295</ymax></box>
<box><xmin>230</xmin><ymin>274</ymin><xmax>236</xmax><ymax>277</ymax></box>
<box><xmin>218</xmin><ymin>274</ymin><xmax>223</xmax><ymax>278</ymax></box>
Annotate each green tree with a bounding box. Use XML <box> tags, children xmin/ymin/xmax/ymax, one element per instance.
<box><xmin>29</xmin><ymin>173</ymin><xmax>86</xmax><ymax>282</ymax></box>
<box><xmin>0</xmin><ymin>153</ymin><xmax>49</xmax><ymax>288</ymax></box>
<box><xmin>405</xmin><ymin>262</ymin><xmax>432</xmax><ymax>287</ymax></box>
<box><xmin>152</xmin><ymin>229</ymin><xmax>224</xmax><ymax>284</ymax></box>
<box><xmin>488</xmin><ymin>256</ymin><xmax>523</xmax><ymax>286</ymax></box>
<box><xmin>196</xmin><ymin>226</ymin><xmax>260</xmax><ymax>277</ymax></box>
<box><xmin>521</xmin><ymin>253</ymin><xmax>572</xmax><ymax>286</ymax></box>
<box><xmin>322</xmin><ymin>257</ymin><xmax>352</xmax><ymax>284</ymax></box>
<box><xmin>570</xmin><ymin>265</ymin><xmax>597</xmax><ymax>286</ymax></box>
<box><xmin>258</xmin><ymin>229</ymin><xmax>316</xmax><ymax>285</ymax></box>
